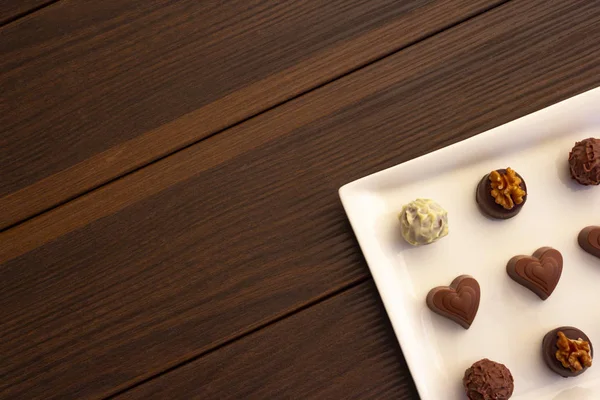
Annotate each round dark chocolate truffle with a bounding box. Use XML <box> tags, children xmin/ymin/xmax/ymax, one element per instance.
<box><xmin>476</xmin><ymin>168</ymin><xmax>527</xmax><ymax>219</ymax></box>
<box><xmin>568</xmin><ymin>138</ymin><xmax>600</xmax><ymax>185</ymax></box>
<box><xmin>463</xmin><ymin>358</ymin><xmax>514</xmax><ymax>400</ymax></box>
<box><xmin>542</xmin><ymin>326</ymin><xmax>593</xmax><ymax>378</ymax></box>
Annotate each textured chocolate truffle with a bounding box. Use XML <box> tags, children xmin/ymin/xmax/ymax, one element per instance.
<box><xmin>398</xmin><ymin>199</ymin><xmax>448</xmax><ymax>246</ymax></box>
<box><xmin>568</xmin><ymin>138</ymin><xmax>600</xmax><ymax>185</ymax></box>
<box><xmin>463</xmin><ymin>358</ymin><xmax>514</xmax><ymax>400</ymax></box>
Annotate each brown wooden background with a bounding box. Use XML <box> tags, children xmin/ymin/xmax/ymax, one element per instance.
<box><xmin>1</xmin><ymin>1</ymin><xmax>599</xmax><ymax>399</ymax></box>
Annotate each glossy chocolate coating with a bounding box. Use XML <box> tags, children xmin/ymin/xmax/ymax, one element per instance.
<box><xmin>476</xmin><ymin>169</ymin><xmax>527</xmax><ymax>219</ymax></box>
<box><xmin>542</xmin><ymin>326</ymin><xmax>593</xmax><ymax>378</ymax></box>
<box><xmin>426</xmin><ymin>275</ymin><xmax>480</xmax><ymax>329</ymax></box>
<box><xmin>578</xmin><ymin>226</ymin><xmax>600</xmax><ymax>259</ymax></box>
<box><xmin>506</xmin><ymin>247</ymin><xmax>563</xmax><ymax>300</ymax></box>
<box><xmin>463</xmin><ymin>358</ymin><xmax>514</xmax><ymax>400</ymax></box>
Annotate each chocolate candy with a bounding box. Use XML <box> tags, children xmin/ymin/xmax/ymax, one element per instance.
<box><xmin>399</xmin><ymin>199</ymin><xmax>449</xmax><ymax>246</ymax></box>
<box><xmin>463</xmin><ymin>358</ymin><xmax>514</xmax><ymax>400</ymax></box>
<box><xmin>578</xmin><ymin>226</ymin><xmax>600</xmax><ymax>259</ymax></box>
<box><xmin>426</xmin><ymin>275</ymin><xmax>480</xmax><ymax>329</ymax></box>
<box><xmin>506</xmin><ymin>247</ymin><xmax>562</xmax><ymax>300</ymax></box>
<box><xmin>476</xmin><ymin>168</ymin><xmax>527</xmax><ymax>219</ymax></box>
<box><xmin>568</xmin><ymin>138</ymin><xmax>600</xmax><ymax>186</ymax></box>
<box><xmin>542</xmin><ymin>326</ymin><xmax>593</xmax><ymax>378</ymax></box>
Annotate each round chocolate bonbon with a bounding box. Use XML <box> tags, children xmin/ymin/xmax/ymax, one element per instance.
<box><xmin>476</xmin><ymin>168</ymin><xmax>527</xmax><ymax>219</ymax></box>
<box><xmin>463</xmin><ymin>358</ymin><xmax>514</xmax><ymax>400</ymax></box>
<box><xmin>568</xmin><ymin>138</ymin><xmax>600</xmax><ymax>186</ymax></box>
<box><xmin>542</xmin><ymin>326</ymin><xmax>593</xmax><ymax>378</ymax></box>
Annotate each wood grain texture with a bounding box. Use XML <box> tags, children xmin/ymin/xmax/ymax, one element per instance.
<box><xmin>0</xmin><ymin>0</ymin><xmax>505</xmax><ymax>229</ymax></box>
<box><xmin>2</xmin><ymin>0</ymin><xmax>600</xmax><ymax>398</ymax></box>
<box><xmin>0</xmin><ymin>0</ymin><xmax>55</xmax><ymax>25</ymax></box>
<box><xmin>119</xmin><ymin>280</ymin><xmax>420</xmax><ymax>400</ymax></box>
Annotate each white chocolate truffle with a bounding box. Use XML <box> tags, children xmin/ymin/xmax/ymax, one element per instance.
<box><xmin>399</xmin><ymin>199</ymin><xmax>448</xmax><ymax>246</ymax></box>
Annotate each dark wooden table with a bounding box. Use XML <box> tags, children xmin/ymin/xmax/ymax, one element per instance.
<box><xmin>1</xmin><ymin>1</ymin><xmax>599</xmax><ymax>398</ymax></box>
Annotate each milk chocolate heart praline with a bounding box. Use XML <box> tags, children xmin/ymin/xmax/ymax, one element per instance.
<box><xmin>426</xmin><ymin>275</ymin><xmax>480</xmax><ymax>329</ymax></box>
<box><xmin>506</xmin><ymin>247</ymin><xmax>563</xmax><ymax>300</ymax></box>
<box><xmin>579</xmin><ymin>226</ymin><xmax>600</xmax><ymax>259</ymax></box>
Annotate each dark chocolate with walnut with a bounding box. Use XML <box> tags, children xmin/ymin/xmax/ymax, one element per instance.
<box><xmin>542</xmin><ymin>326</ymin><xmax>593</xmax><ymax>378</ymax></box>
<box><xmin>476</xmin><ymin>168</ymin><xmax>527</xmax><ymax>219</ymax></box>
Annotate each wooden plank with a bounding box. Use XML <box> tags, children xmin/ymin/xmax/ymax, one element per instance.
<box><xmin>2</xmin><ymin>0</ymin><xmax>600</xmax><ymax>398</ymax></box>
<box><xmin>0</xmin><ymin>0</ymin><xmax>505</xmax><ymax>229</ymax></box>
<box><xmin>0</xmin><ymin>0</ymin><xmax>55</xmax><ymax>25</ymax></box>
<box><xmin>119</xmin><ymin>280</ymin><xmax>420</xmax><ymax>400</ymax></box>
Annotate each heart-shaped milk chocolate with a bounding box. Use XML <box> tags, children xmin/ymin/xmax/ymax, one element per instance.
<box><xmin>578</xmin><ymin>226</ymin><xmax>600</xmax><ymax>259</ymax></box>
<box><xmin>506</xmin><ymin>247</ymin><xmax>562</xmax><ymax>300</ymax></box>
<box><xmin>426</xmin><ymin>275</ymin><xmax>480</xmax><ymax>329</ymax></box>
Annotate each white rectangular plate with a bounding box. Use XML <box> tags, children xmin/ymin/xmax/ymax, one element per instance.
<box><xmin>339</xmin><ymin>87</ymin><xmax>600</xmax><ymax>400</ymax></box>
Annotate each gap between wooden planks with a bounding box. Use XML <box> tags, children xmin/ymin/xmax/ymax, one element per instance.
<box><xmin>118</xmin><ymin>280</ymin><xmax>421</xmax><ymax>400</ymax></box>
<box><xmin>0</xmin><ymin>0</ymin><xmax>506</xmax><ymax>229</ymax></box>
<box><xmin>0</xmin><ymin>0</ymin><xmax>57</xmax><ymax>26</ymax></box>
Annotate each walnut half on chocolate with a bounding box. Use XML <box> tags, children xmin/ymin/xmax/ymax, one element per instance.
<box><xmin>556</xmin><ymin>331</ymin><xmax>592</xmax><ymax>372</ymax></box>
<box><xmin>489</xmin><ymin>168</ymin><xmax>526</xmax><ymax>210</ymax></box>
